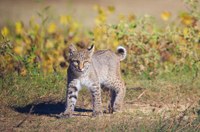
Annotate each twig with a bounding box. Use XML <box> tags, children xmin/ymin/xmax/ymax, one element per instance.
<box><xmin>15</xmin><ymin>104</ymin><xmax>35</xmax><ymax>128</ymax></box>
<box><xmin>176</xmin><ymin>121</ymin><xmax>191</xmax><ymax>132</ymax></box>
<box><xmin>176</xmin><ymin>102</ymin><xmax>194</xmax><ymax>128</ymax></box>
<box><xmin>160</xmin><ymin>102</ymin><xmax>195</xmax><ymax>131</ymax></box>
<box><xmin>194</xmin><ymin>122</ymin><xmax>200</xmax><ymax>131</ymax></box>
<box><xmin>137</xmin><ymin>90</ymin><xmax>146</xmax><ymax>100</ymax></box>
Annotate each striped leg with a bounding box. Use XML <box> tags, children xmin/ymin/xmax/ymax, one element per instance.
<box><xmin>89</xmin><ymin>83</ymin><xmax>103</xmax><ymax>116</ymax></box>
<box><xmin>63</xmin><ymin>80</ymin><xmax>81</xmax><ymax>117</ymax></box>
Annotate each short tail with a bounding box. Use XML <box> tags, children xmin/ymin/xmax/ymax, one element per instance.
<box><xmin>117</xmin><ymin>46</ymin><xmax>127</xmax><ymax>61</ymax></box>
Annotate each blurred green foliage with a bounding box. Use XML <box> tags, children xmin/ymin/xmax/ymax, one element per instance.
<box><xmin>0</xmin><ymin>0</ymin><xmax>199</xmax><ymax>79</ymax></box>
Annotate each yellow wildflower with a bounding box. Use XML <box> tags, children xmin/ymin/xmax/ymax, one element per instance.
<box><xmin>118</xmin><ymin>14</ymin><xmax>125</xmax><ymax>21</ymax></box>
<box><xmin>47</xmin><ymin>55</ymin><xmax>54</xmax><ymax>63</ymax></box>
<box><xmin>34</xmin><ymin>24</ymin><xmax>40</xmax><ymax>32</ymax></box>
<box><xmin>161</xmin><ymin>11</ymin><xmax>171</xmax><ymax>21</ymax></box>
<box><xmin>24</xmin><ymin>37</ymin><xmax>31</xmax><ymax>45</ymax></box>
<box><xmin>70</xmin><ymin>21</ymin><xmax>80</xmax><ymax>32</ymax></box>
<box><xmin>183</xmin><ymin>27</ymin><xmax>189</xmax><ymax>37</ymax></box>
<box><xmin>46</xmin><ymin>40</ymin><xmax>54</xmax><ymax>49</ymax></box>
<box><xmin>72</xmin><ymin>36</ymin><xmax>80</xmax><ymax>43</ymax></box>
<box><xmin>60</xmin><ymin>15</ymin><xmax>71</xmax><ymax>25</ymax></box>
<box><xmin>182</xmin><ymin>16</ymin><xmax>193</xmax><ymax>25</ymax></box>
<box><xmin>14</xmin><ymin>46</ymin><xmax>23</xmax><ymax>55</ymax></box>
<box><xmin>29</xmin><ymin>16</ymin><xmax>35</xmax><ymax>26</ymax></box>
<box><xmin>180</xmin><ymin>12</ymin><xmax>194</xmax><ymax>26</ymax></box>
<box><xmin>48</xmin><ymin>23</ymin><xmax>56</xmax><ymax>34</ymax></box>
<box><xmin>58</xmin><ymin>56</ymin><xmax>65</xmax><ymax>62</ymax></box>
<box><xmin>93</xmin><ymin>26</ymin><xmax>103</xmax><ymax>40</ymax></box>
<box><xmin>93</xmin><ymin>4</ymin><xmax>104</xmax><ymax>14</ymax></box>
<box><xmin>95</xmin><ymin>14</ymin><xmax>107</xmax><ymax>25</ymax></box>
<box><xmin>20</xmin><ymin>68</ymin><xmax>27</xmax><ymax>76</ymax></box>
<box><xmin>94</xmin><ymin>5</ymin><xmax>107</xmax><ymax>25</ymax></box>
<box><xmin>128</xmin><ymin>14</ymin><xmax>136</xmax><ymax>21</ymax></box>
<box><xmin>1</xmin><ymin>26</ymin><xmax>9</xmax><ymax>37</ymax></box>
<box><xmin>15</xmin><ymin>22</ymin><xmax>23</xmax><ymax>35</ymax></box>
<box><xmin>113</xmin><ymin>39</ymin><xmax>119</xmax><ymax>47</ymax></box>
<box><xmin>95</xmin><ymin>18</ymin><xmax>101</xmax><ymax>25</ymax></box>
<box><xmin>53</xmin><ymin>50</ymin><xmax>59</xmax><ymax>56</ymax></box>
<box><xmin>107</xmin><ymin>6</ymin><xmax>115</xmax><ymax>13</ymax></box>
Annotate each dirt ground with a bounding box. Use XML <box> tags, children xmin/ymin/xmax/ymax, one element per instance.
<box><xmin>0</xmin><ymin>99</ymin><xmax>199</xmax><ymax>131</ymax></box>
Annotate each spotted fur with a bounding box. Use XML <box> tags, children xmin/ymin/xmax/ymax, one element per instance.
<box><xmin>61</xmin><ymin>44</ymin><xmax>126</xmax><ymax>117</ymax></box>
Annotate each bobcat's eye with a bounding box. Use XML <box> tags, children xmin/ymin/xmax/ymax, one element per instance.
<box><xmin>83</xmin><ymin>61</ymin><xmax>89</xmax><ymax>66</ymax></box>
<box><xmin>72</xmin><ymin>61</ymin><xmax>78</xmax><ymax>66</ymax></box>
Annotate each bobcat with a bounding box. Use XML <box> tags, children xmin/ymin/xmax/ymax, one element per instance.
<box><xmin>60</xmin><ymin>44</ymin><xmax>126</xmax><ymax>117</ymax></box>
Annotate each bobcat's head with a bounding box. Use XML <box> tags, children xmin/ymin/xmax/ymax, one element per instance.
<box><xmin>68</xmin><ymin>44</ymin><xmax>94</xmax><ymax>72</ymax></box>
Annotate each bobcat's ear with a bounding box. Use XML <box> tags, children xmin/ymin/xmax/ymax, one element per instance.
<box><xmin>88</xmin><ymin>45</ymin><xmax>95</xmax><ymax>56</ymax></box>
<box><xmin>69</xmin><ymin>44</ymin><xmax>77</xmax><ymax>56</ymax></box>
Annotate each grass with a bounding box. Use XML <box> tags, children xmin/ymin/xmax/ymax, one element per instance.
<box><xmin>0</xmin><ymin>73</ymin><xmax>66</xmax><ymax>107</ymax></box>
<box><xmin>0</xmin><ymin>70</ymin><xmax>199</xmax><ymax>131</ymax></box>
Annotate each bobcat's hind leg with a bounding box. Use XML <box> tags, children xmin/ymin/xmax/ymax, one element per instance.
<box><xmin>108</xmin><ymin>89</ymin><xmax>115</xmax><ymax>113</ymax></box>
<box><xmin>109</xmin><ymin>80</ymin><xmax>126</xmax><ymax>113</ymax></box>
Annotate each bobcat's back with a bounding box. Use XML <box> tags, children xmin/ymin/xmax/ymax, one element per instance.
<box><xmin>92</xmin><ymin>47</ymin><xmax>126</xmax><ymax>84</ymax></box>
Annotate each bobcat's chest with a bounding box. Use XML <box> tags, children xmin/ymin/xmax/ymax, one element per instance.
<box><xmin>78</xmin><ymin>71</ymin><xmax>99</xmax><ymax>88</ymax></box>
<box><xmin>79</xmin><ymin>76</ymin><xmax>92</xmax><ymax>87</ymax></box>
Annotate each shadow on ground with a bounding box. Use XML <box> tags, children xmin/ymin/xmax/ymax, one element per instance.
<box><xmin>13</xmin><ymin>101</ymin><xmax>92</xmax><ymax>116</ymax></box>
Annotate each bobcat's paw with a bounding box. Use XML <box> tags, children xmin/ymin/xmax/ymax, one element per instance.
<box><xmin>56</xmin><ymin>112</ymin><xmax>72</xmax><ymax>119</ymax></box>
<box><xmin>113</xmin><ymin>104</ymin><xmax>123</xmax><ymax>113</ymax></box>
<box><xmin>108</xmin><ymin>105</ymin><xmax>123</xmax><ymax>114</ymax></box>
<box><xmin>92</xmin><ymin>111</ymin><xmax>103</xmax><ymax>117</ymax></box>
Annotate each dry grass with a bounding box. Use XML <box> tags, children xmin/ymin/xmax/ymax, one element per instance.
<box><xmin>0</xmin><ymin>72</ymin><xmax>199</xmax><ymax>131</ymax></box>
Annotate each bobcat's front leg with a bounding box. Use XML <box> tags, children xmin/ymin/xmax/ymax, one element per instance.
<box><xmin>63</xmin><ymin>79</ymin><xmax>81</xmax><ymax>117</ymax></box>
<box><xmin>89</xmin><ymin>83</ymin><xmax>103</xmax><ymax>117</ymax></box>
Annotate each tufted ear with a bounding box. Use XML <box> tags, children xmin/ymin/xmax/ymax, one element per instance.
<box><xmin>69</xmin><ymin>44</ymin><xmax>77</xmax><ymax>56</ymax></box>
<box><xmin>88</xmin><ymin>45</ymin><xmax>95</xmax><ymax>56</ymax></box>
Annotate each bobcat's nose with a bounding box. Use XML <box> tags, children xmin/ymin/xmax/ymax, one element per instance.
<box><xmin>78</xmin><ymin>67</ymin><xmax>84</xmax><ymax>72</ymax></box>
<box><xmin>79</xmin><ymin>68</ymin><xmax>84</xmax><ymax>71</ymax></box>
<box><xmin>78</xmin><ymin>63</ymin><xmax>84</xmax><ymax>71</ymax></box>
